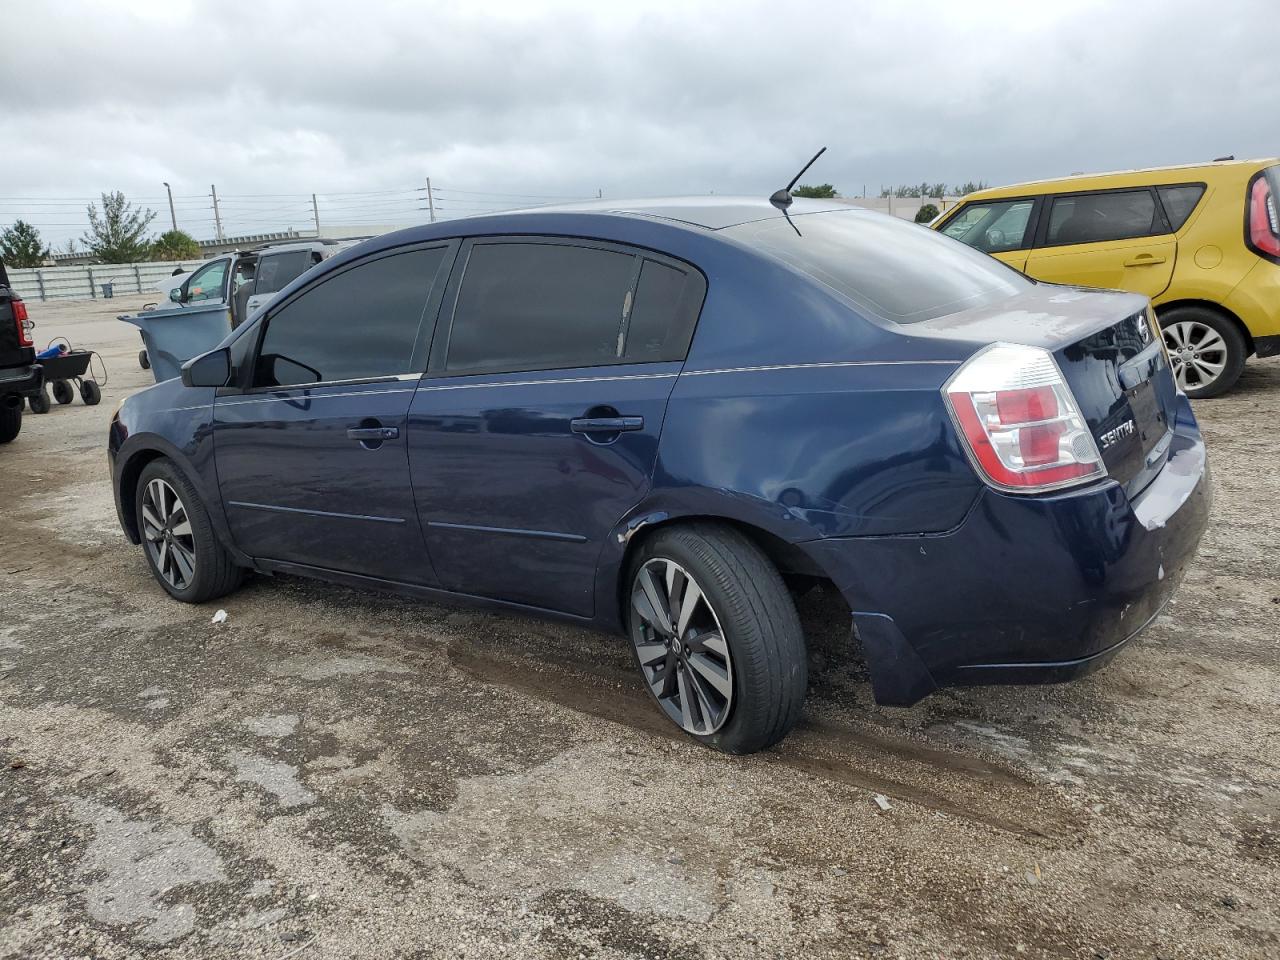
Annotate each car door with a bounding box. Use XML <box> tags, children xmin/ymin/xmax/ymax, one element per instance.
<box><xmin>408</xmin><ymin>238</ymin><xmax>705</xmax><ymax>617</ymax></box>
<box><xmin>183</xmin><ymin>257</ymin><xmax>231</xmax><ymax>304</ymax></box>
<box><xmin>1023</xmin><ymin>187</ymin><xmax>1177</xmax><ymax>298</ymax></box>
<box><xmin>213</xmin><ymin>242</ymin><xmax>455</xmax><ymax>583</ymax></box>
<box><xmin>937</xmin><ymin>197</ymin><xmax>1038</xmax><ymax>271</ymax></box>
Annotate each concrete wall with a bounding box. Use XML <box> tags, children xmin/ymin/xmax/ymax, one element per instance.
<box><xmin>7</xmin><ymin>259</ymin><xmax>206</xmax><ymax>302</ymax></box>
<box><xmin>832</xmin><ymin>196</ymin><xmax>964</xmax><ymax>222</ymax></box>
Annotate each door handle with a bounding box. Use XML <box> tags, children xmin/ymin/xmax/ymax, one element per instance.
<box><xmin>1123</xmin><ymin>254</ymin><xmax>1167</xmax><ymax>266</ymax></box>
<box><xmin>347</xmin><ymin>426</ymin><xmax>399</xmax><ymax>441</ymax></box>
<box><xmin>570</xmin><ymin>416</ymin><xmax>644</xmax><ymax>434</ymax></box>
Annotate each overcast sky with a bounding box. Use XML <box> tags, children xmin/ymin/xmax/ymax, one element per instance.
<box><xmin>4</xmin><ymin>0</ymin><xmax>1278</xmax><ymax>247</ymax></box>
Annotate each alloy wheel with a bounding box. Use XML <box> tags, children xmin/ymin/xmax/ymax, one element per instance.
<box><xmin>630</xmin><ymin>558</ymin><xmax>734</xmax><ymax>735</ymax></box>
<box><xmin>1163</xmin><ymin>321</ymin><xmax>1228</xmax><ymax>392</ymax></box>
<box><xmin>141</xmin><ymin>478</ymin><xmax>197</xmax><ymax>590</ymax></box>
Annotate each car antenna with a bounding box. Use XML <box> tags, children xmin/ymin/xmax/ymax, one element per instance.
<box><xmin>770</xmin><ymin>146</ymin><xmax>827</xmax><ymax>209</ymax></box>
<box><xmin>770</xmin><ymin>146</ymin><xmax>827</xmax><ymax>237</ymax></box>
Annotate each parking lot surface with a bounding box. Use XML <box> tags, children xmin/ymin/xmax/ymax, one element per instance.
<box><xmin>1</xmin><ymin>296</ymin><xmax>1277</xmax><ymax>959</ymax></box>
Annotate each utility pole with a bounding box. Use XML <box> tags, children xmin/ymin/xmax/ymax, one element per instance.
<box><xmin>597</xmin><ymin>188</ymin><xmax>603</xmax><ymax>199</ymax></box>
<box><xmin>312</xmin><ymin>193</ymin><xmax>321</xmax><ymax>236</ymax></box>
<box><xmin>425</xmin><ymin>177</ymin><xmax>436</xmax><ymax>223</ymax></box>
<box><xmin>210</xmin><ymin>184</ymin><xmax>224</xmax><ymax>242</ymax></box>
<box><xmin>162</xmin><ymin>182</ymin><xmax>178</xmax><ymax>232</ymax></box>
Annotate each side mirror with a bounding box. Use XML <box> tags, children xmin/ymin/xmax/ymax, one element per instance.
<box><xmin>169</xmin><ymin>287</ymin><xmax>183</xmax><ymax>303</ymax></box>
<box><xmin>181</xmin><ymin>348</ymin><xmax>231</xmax><ymax>388</ymax></box>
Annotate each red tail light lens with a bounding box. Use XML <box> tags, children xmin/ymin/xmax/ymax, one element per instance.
<box><xmin>11</xmin><ymin>298</ymin><xmax>32</xmax><ymax>348</ymax></box>
<box><xmin>1247</xmin><ymin>173</ymin><xmax>1280</xmax><ymax>261</ymax></box>
<box><xmin>944</xmin><ymin>343</ymin><xmax>1106</xmax><ymax>493</ymax></box>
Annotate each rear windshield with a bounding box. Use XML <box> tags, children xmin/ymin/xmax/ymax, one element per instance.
<box><xmin>724</xmin><ymin>209</ymin><xmax>1030</xmax><ymax>324</ymax></box>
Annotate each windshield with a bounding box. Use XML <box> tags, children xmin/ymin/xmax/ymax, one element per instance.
<box><xmin>724</xmin><ymin>209</ymin><xmax>1031</xmax><ymax>324</ymax></box>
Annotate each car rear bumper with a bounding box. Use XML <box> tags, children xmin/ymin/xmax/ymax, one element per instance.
<box><xmin>0</xmin><ymin>362</ymin><xmax>43</xmax><ymax>398</ymax></box>
<box><xmin>804</xmin><ymin>393</ymin><xmax>1210</xmax><ymax>705</ymax></box>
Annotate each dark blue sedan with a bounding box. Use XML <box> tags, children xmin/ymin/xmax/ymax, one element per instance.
<box><xmin>108</xmin><ymin>197</ymin><xmax>1210</xmax><ymax>753</ymax></box>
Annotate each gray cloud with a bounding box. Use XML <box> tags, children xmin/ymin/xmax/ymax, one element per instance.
<box><xmin>4</xmin><ymin>0</ymin><xmax>1277</xmax><ymax>245</ymax></box>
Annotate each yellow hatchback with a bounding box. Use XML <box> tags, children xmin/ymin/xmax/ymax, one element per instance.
<box><xmin>935</xmin><ymin>159</ymin><xmax>1280</xmax><ymax>397</ymax></box>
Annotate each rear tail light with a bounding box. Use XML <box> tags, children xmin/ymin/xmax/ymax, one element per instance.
<box><xmin>1246</xmin><ymin>172</ymin><xmax>1280</xmax><ymax>261</ymax></box>
<box><xmin>11</xmin><ymin>298</ymin><xmax>32</xmax><ymax>348</ymax></box>
<box><xmin>943</xmin><ymin>343</ymin><xmax>1106</xmax><ymax>493</ymax></box>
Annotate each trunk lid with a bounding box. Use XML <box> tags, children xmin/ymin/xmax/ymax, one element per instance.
<box><xmin>909</xmin><ymin>284</ymin><xmax>1177</xmax><ymax>496</ymax></box>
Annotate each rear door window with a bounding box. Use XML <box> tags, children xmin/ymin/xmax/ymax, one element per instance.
<box><xmin>255</xmin><ymin>251</ymin><xmax>316</xmax><ymax>297</ymax></box>
<box><xmin>253</xmin><ymin>247</ymin><xmax>447</xmax><ymax>387</ymax></box>
<box><xmin>1156</xmin><ymin>184</ymin><xmax>1206</xmax><ymax>231</ymax></box>
<box><xmin>941</xmin><ymin>199</ymin><xmax>1036</xmax><ymax>253</ymax></box>
<box><xmin>442</xmin><ymin>241</ymin><xmax>701</xmax><ymax>374</ymax></box>
<box><xmin>1045</xmin><ymin>189</ymin><xmax>1162</xmax><ymax>246</ymax></box>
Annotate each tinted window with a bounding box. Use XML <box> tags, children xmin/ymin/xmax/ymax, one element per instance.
<box><xmin>187</xmin><ymin>259</ymin><xmax>228</xmax><ymax>303</ymax></box>
<box><xmin>726</xmin><ymin>210</ymin><xmax>1030</xmax><ymax>324</ymax></box>
<box><xmin>255</xmin><ymin>248</ymin><xmax>444</xmax><ymax>387</ymax></box>
<box><xmin>621</xmin><ymin>261</ymin><xmax>694</xmax><ymax>362</ymax></box>
<box><xmin>446</xmin><ymin>243</ymin><xmax>636</xmax><ymax>373</ymax></box>
<box><xmin>256</xmin><ymin>251</ymin><xmax>316</xmax><ymax>296</ymax></box>
<box><xmin>1047</xmin><ymin>190</ymin><xmax>1160</xmax><ymax>245</ymax></box>
<box><xmin>941</xmin><ymin>199</ymin><xmax>1035</xmax><ymax>253</ymax></box>
<box><xmin>1157</xmin><ymin>185</ymin><xmax>1206</xmax><ymax>231</ymax></box>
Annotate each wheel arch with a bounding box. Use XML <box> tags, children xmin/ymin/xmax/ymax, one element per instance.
<box><xmin>1155</xmin><ymin>298</ymin><xmax>1254</xmax><ymax>355</ymax></box>
<box><xmin>113</xmin><ymin>437</ymin><xmax>246</xmax><ymax>564</ymax></box>
<box><xmin>117</xmin><ymin>448</ymin><xmax>166</xmax><ymax>543</ymax></box>
<box><xmin>602</xmin><ymin>508</ymin><xmax>833</xmax><ymax>635</ymax></box>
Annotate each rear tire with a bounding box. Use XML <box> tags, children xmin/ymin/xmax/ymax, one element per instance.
<box><xmin>135</xmin><ymin>458</ymin><xmax>244</xmax><ymax>603</ymax></box>
<box><xmin>80</xmin><ymin>380</ymin><xmax>102</xmax><ymax>405</ymax></box>
<box><xmin>0</xmin><ymin>404</ymin><xmax>21</xmax><ymax>444</ymax></box>
<box><xmin>626</xmin><ymin>523</ymin><xmax>807</xmax><ymax>754</ymax></box>
<box><xmin>1160</xmin><ymin>306</ymin><xmax>1247</xmax><ymax>399</ymax></box>
<box><xmin>28</xmin><ymin>389</ymin><xmax>50</xmax><ymax>414</ymax></box>
<box><xmin>52</xmin><ymin>381</ymin><xmax>74</xmax><ymax>405</ymax></box>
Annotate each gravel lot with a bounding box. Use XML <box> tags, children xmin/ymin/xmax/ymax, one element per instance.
<box><xmin>1</xmin><ymin>295</ymin><xmax>1277</xmax><ymax>959</ymax></box>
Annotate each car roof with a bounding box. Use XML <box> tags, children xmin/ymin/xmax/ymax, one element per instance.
<box><xmin>503</xmin><ymin>196</ymin><xmax>854</xmax><ymax>230</ymax></box>
<box><xmin>964</xmin><ymin>157</ymin><xmax>1280</xmax><ymax>201</ymax></box>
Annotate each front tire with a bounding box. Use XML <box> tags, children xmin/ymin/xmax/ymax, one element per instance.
<box><xmin>28</xmin><ymin>389</ymin><xmax>50</xmax><ymax>414</ymax></box>
<box><xmin>626</xmin><ymin>524</ymin><xmax>807</xmax><ymax>754</ymax></box>
<box><xmin>135</xmin><ymin>458</ymin><xmax>244</xmax><ymax>603</ymax></box>
<box><xmin>1161</xmin><ymin>306</ymin><xmax>1247</xmax><ymax>399</ymax></box>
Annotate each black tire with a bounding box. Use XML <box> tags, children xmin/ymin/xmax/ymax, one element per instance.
<box><xmin>80</xmin><ymin>380</ymin><xmax>102</xmax><ymax>405</ymax></box>
<box><xmin>626</xmin><ymin>523</ymin><xmax>807</xmax><ymax>754</ymax></box>
<box><xmin>28</xmin><ymin>389</ymin><xmax>50</xmax><ymax>414</ymax></box>
<box><xmin>135</xmin><ymin>458</ymin><xmax>244</xmax><ymax>603</ymax></box>
<box><xmin>0</xmin><ymin>404</ymin><xmax>21</xmax><ymax>444</ymax></box>
<box><xmin>1159</xmin><ymin>306</ymin><xmax>1247</xmax><ymax>399</ymax></box>
<box><xmin>51</xmin><ymin>380</ymin><xmax>74</xmax><ymax>405</ymax></box>
<box><xmin>139</xmin><ymin>349</ymin><xmax>150</xmax><ymax>370</ymax></box>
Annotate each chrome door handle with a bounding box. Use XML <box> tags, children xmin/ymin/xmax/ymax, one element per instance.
<box><xmin>570</xmin><ymin>416</ymin><xmax>644</xmax><ymax>434</ymax></box>
<box><xmin>347</xmin><ymin>426</ymin><xmax>399</xmax><ymax>441</ymax></box>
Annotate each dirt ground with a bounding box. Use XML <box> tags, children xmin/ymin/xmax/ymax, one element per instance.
<box><xmin>1</xmin><ymin>294</ymin><xmax>1277</xmax><ymax>960</ymax></box>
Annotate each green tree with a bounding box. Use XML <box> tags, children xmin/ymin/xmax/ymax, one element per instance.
<box><xmin>792</xmin><ymin>183</ymin><xmax>837</xmax><ymax>199</ymax></box>
<box><xmin>151</xmin><ymin>229</ymin><xmax>200</xmax><ymax>261</ymax></box>
<box><xmin>915</xmin><ymin>203</ymin><xmax>940</xmax><ymax>223</ymax></box>
<box><xmin>82</xmin><ymin>191</ymin><xmax>156</xmax><ymax>263</ymax></box>
<box><xmin>0</xmin><ymin>220</ymin><xmax>50</xmax><ymax>267</ymax></box>
<box><xmin>953</xmin><ymin>180</ymin><xmax>989</xmax><ymax>196</ymax></box>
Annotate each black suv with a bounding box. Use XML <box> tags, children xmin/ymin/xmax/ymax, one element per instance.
<box><xmin>0</xmin><ymin>260</ymin><xmax>42</xmax><ymax>444</ymax></box>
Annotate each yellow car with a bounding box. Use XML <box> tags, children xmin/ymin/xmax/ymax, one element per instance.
<box><xmin>934</xmin><ymin>158</ymin><xmax>1280</xmax><ymax>397</ymax></box>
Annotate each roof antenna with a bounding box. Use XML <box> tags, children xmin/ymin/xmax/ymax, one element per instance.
<box><xmin>770</xmin><ymin>146</ymin><xmax>827</xmax><ymax>209</ymax></box>
<box><xmin>771</xmin><ymin>146</ymin><xmax>827</xmax><ymax>237</ymax></box>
